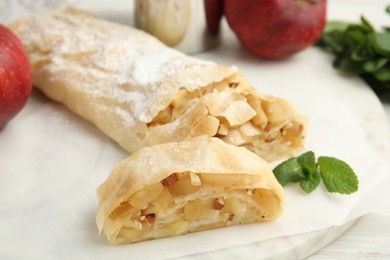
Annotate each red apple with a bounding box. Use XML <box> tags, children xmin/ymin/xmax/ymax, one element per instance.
<box><xmin>204</xmin><ymin>0</ymin><xmax>224</xmax><ymax>34</ymax></box>
<box><xmin>225</xmin><ymin>0</ymin><xmax>327</xmax><ymax>59</ymax></box>
<box><xmin>0</xmin><ymin>24</ymin><xmax>32</xmax><ymax>131</ymax></box>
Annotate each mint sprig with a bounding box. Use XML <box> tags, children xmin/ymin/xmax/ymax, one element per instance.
<box><xmin>316</xmin><ymin>5</ymin><xmax>390</xmax><ymax>94</ymax></box>
<box><xmin>273</xmin><ymin>151</ymin><xmax>359</xmax><ymax>194</ymax></box>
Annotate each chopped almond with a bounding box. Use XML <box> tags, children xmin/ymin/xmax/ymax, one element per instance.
<box><xmin>189</xmin><ymin>171</ymin><xmax>201</xmax><ymax>186</ymax></box>
<box><xmin>161</xmin><ymin>173</ymin><xmax>178</xmax><ymax>187</ymax></box>
<box><xmin>147</xmin><ymin>122</ymin><xmax>163</xmax><ymax>127</ymax></box>
<box><xmin>265</xmin><ymin>137</ymin><xmax>275</xmax><ymax>143</ymax></box>
<box><xmin>227</xmin><ymin>213</ymin><xmax>235</xmax><ymax>221</ymax></box>
<box><xmin>213</xmin><ymin>197</ymin><xmax>225</xmax><ymax>210</ymax></box>
<box><xmin>229</xmin><ymin>82</ymin><xmax>239</xmax><ymax>88</ymax></box>
<box><xmin>144</xmin><ymin>213</ymin><xmax>156</xmax><ymax>226</ymax></box>
<box><xmin>264</xmin><ymin>121</ymin><xmax>272</xmax><ymax>132</ymax></box>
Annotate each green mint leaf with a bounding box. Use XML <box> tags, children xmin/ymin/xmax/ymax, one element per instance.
<box><xmin>273</xmin><ymin>157</ymin><xmax>305</xmax><ymax>186</ymax></box>
<box><xmin>386</xmin><ymin>5</ymin><xmax>390</xmax><ymax>14</ymax></box>
<box><xmin>297</xmin><ymin>151</ymin><xmax>321</xmax><ymax>193</ymax></box>
<box><xmin>371</xmin><ymin>32</ymin><xmax>390</xmax><ymax>55</ymax></box>
<box><xmin>317</xmin><ymin>32</ymin><xmax>346</xmax><ymax>53</ymax></box>
<box><xmin>362</xmin><ymin>58</ymin><xmax>388</xmax><ymax>72</ymax></box>
<box><xmin>351</xmin><ymin>45</ymin><xmax>373</xmax><ymax>61</ymax></box>
<box><xmin>346</xmin><ymin>26</ymin><xmax>368</xmax><ymax>43</ymax></box>
<box><xmin>360</xmin><ymin>16</ymin><xmax>375</xmax><ymax>33</ymax></box>
<box><xmin>297</xmin><ymin>151</ymin><xmax>316</xmax><ymax>169</ymax></box>
<box><xmin>323</xmin><ymin>20</ymin><xmax>350</xmax><ymax>34</ymax></box>
<box><xmin>300</xmin><ymin>170</ymin><xmax>321</xmax><ymax>193</ymax></box>
<box><xmin>273</xmin><ymin>151</ymin><xmax>319</xmax><ymax>193</ymax></box>
<box><xmin>316</xmin><ymin>5</ymin><xmax>390</xmax><ymax>94</ymax></box>
<box><xmin>318</xmin><ymin>156</ymin><xmax>359</xmax><ymax>194</ymax></box>
<box><xmin>334</xmin><ymin>56</ymin><xmax>364</xmax><ymax>73</ymax></box>
<box><xmin>316</xmin><ymin>21</ymin><xmax>349</xmax><ymax>53</ymax></box>
<box><xmin>374</xmin><ymin>65</ymin><xmax>390</xmax><ymax>81</ymax></box>
<box><xmin>273</xmin><ymin>152</ymin><xmax>359</xmax><ymax>195</ymax></box>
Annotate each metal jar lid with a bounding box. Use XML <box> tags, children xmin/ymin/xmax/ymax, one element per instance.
<box><xmin>135</xmin><ymin>0</ymin><xmax>221</xmax><ymax>54</ymax></box>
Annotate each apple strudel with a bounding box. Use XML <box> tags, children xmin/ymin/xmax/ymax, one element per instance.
<box><xmin>10</xmin><ymin>8</ymin><xmax>306</xmax><ymax>162</ymax></box>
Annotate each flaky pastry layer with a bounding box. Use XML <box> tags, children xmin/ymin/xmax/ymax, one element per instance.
<box><xmin>97</xmin><ymin>136</ymin><xmax>284</xmax><ymax>244</ymax></box>
<box><xmin>10</xmin><ymin>8</ymin><xmax>306</xmax><ymax>161</ymax></box>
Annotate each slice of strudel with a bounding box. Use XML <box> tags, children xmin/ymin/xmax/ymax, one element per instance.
<box><xmin>96</xmin><ymin>136</ymin><xmax>284</xmax><ymax>244</ymax></box>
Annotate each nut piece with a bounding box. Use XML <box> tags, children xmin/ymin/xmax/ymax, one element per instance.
<box><xmin>227</xmin><ymin>213</ymin><xmax>235</xmax><ymax>221</ymax></box>
<box><xmin>246</xmin><ymin>189</ymin><xmax>253</xmax><ymax>195</ymax></box>
<box><xmin>213</xmin><ymin>197</ymin><xmax>225</xmax><ymax>210</ymax></box>
<box><xmin>189</xmin><ymin>171</ymin><xmax>201</xmax><ymax>186</ymax></box>
<box><xmin>144</xmin><ymin>213</ymin><xmax>156</xmax><ymax>226</ymax></box>
<box><xmin>229</xmin><ymin>82</ymin><xmax>239</xmax><ymax>88</ymax></box>
<box><xmin>161</xmin><ymin>173</ymin><xmax>178</xmax><ymax>187</ymax></box>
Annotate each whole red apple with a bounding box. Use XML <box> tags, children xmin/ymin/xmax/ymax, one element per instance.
<box><xmin>0</xmin><ymin>24</ymin><xmax>32</xmax><ymax>131</ymax></box>
<box><xmin>225</xmin><ymin>0</ymin><xmax>327</xmax><ymax>59</ymax></box>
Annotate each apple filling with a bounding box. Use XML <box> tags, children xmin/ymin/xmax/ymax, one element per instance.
<box><xmin>107</xmin><ymin>171</ymin><xmax>273</xmax><ymax>244</ymax></box>
<box><xmin>147</xmin><ymin>74</ymin><xmax>305</xmax><ymax>162</ymax></box>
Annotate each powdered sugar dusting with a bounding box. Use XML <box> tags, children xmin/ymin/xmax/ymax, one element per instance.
<box><xmin>131</xmin><ymin>49</ymin><xmax>173</xmax><ymax>85</ymax></box>
<box><xmin>114</xmin><ymin>106</ymin><xmax>135</xmax><ymax>126</ymax></box>
<box><xmin>16</xmin><ymin>9</ymin><xmax>237</xmax><ymax>126</ymax></box>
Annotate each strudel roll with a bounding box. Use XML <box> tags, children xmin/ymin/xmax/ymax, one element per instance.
<box><xmin>96</xmin><ymin>136</ymin><xmax>284</xmax><ymax>244</ymax></box>
<box><xmin>10</xmin><ymin>8</ymin><xmax>306</xmax><ymax>162</ymax></box>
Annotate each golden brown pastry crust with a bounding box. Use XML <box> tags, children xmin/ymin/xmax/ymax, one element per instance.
<box><xmin>96</xmin><ymin>136</ymin><xmax>284</xmax><ymax>244</ymax></box>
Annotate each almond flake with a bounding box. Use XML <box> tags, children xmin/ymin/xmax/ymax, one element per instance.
<box><xmin>189</xmin><ymin>171</ymin><xmax>201</xmax><ymax>186</ymax></box>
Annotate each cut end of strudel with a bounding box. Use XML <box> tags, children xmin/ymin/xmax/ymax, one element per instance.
<box><xmin>9</xmin><ymin>8</ymin><xmax>306</xmax><ymax>162</ymax></box>
<box><xmin>96</xmin><ymin>136</ymin><xmax>284</xmax><ymax>244</ymax></box>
